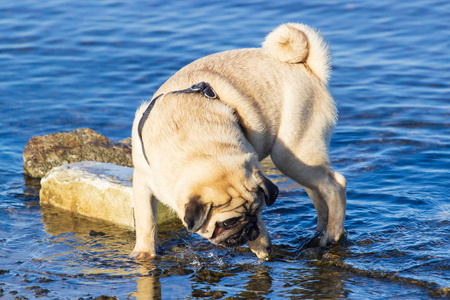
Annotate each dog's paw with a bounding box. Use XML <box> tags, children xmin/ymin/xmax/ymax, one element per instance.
<box><xmin>253</xmin><ymin>249</ymin><xmax>272</xmax><ymax>261</ymax></box>
<box><xmin>129</xmin><ymin>250</ymin><xmax>157</xmax><ymax>261</ymax></box>
<box><xmin>248</xmin><ymin>237</ymin><xmax>272</xmax><ymax>261</ymax></box>
<box><xmin>248</xmin><ymin>245</ymin><xmax>272</xmax><ymax>261</ymax></box>
<box><xmin>319</xmin><ymin>230</ymin><xmax>346</xmax><ymax>248</ymax></box>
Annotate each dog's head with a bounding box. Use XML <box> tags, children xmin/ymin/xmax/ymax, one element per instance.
<box><xmin>177</xmin><ymin>156</ymin><xmax>278</xmax><ymax>249</ymax></box>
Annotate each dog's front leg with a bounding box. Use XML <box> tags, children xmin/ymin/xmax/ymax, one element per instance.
<box><xmin>130</xmin><ymin>169</ymin><xmax>158</xmax><ymax>260</ymax></box>
<box><xmin>247</xmin><ymin>219</ymin><xmax>272</xmax><ymax>260</ymax></box>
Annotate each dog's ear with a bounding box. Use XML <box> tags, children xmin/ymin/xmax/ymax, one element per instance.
<box><xmin>261</xmin><ymin>175</ymin><xmax>279</xmax><ymax>206</ymax></box>
<box><xmin>184</xmin><ymin>195</ymin><xmax>212</xmax><ymax>233</ymax></box>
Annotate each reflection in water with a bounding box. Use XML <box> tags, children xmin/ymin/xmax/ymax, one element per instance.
<box><xmin>132</xmin><ymin>266</ymin><xmax>162</xmax><ymax>300</ymax></box>
<box><xmin>243</xmin><ymin>265</ymin><xmax>273</xmax><ymax>297</ymax></box>
<box><xmin>295</xmin><ymin>261</ymin><xmax>349</xmax><ymax>299</ymax></box>
<box><xmin>41</xmin><ymin>204</ymin><xmax>109</xmax><ymax>236</ymax></box>
<box><xmin>39</xmin><ymin>205</ymin><xmax>136</xmax><ymax>274</ymax></box>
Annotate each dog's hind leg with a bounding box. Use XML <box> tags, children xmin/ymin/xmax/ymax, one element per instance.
<box><xmin>270</xmin><ymin>139</ymin><xmax>346</xmax><ymax>247</ymax></box>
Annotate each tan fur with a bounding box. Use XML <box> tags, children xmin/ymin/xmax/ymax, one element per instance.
<box><xmin>130</xmin><ymin>23</ymin><xmax>346</xmax><ymax>260</ymax></box>
<box><xmin>263</xmin><ymin>23</ymin><xmax>331</xmax><ymax>83</ymax></box>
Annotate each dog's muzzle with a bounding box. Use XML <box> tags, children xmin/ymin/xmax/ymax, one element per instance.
<box><xmin>223</xmin><ymin>215</ymin><xmax>260</xmax><ymax>247</ymax></box>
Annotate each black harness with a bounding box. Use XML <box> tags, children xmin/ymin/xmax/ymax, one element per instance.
<box><xmin>137</xmin><ymin>82</ymin><xmax>219</xmax><ymax>165</ymax></box>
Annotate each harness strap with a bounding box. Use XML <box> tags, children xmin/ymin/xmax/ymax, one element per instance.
<box><xmin>173</xmin><ymin>81</ymin><xmax>217</xmax><ymax>99</ymax></box>
<box><xmin>138</xmin><ymin>82</ymin><xmax>218</xmax><ymax>165</ymax></box>
<box><xmin>137</xmin><ymin>94</ymin><xmax>163</xmax><ymax>164</ymax></box>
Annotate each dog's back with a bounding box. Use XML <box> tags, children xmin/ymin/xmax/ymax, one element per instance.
<box><xmin>151</xmin><ymin>24</ymin><xmax>335</xmax><ymax>159</ymax></box>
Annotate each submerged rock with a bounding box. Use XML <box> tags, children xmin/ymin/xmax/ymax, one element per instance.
<box><xmin>23</xmin><ymin>128</ymin><xmax>132</xmax><ymax>178</ymax></box>
<box><xmin>39</xmin><ymin>161</ymin><xmax>177</xmax><ymax>229</ymax></box>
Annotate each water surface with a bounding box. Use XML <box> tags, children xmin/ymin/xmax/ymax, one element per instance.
<box><xmin>0</xmin><ymin>0</ymin><xmax>449</xmax><ymax>299</ymax></box>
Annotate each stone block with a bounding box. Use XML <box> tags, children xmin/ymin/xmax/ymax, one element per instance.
<box><xmin>39</xmin><ymin>161</ymin><xmax>177</xmax><ymax>229</ymax></box>
<box><xmin>24</xmin><ymin>128</ymin><xmax>132</xmax><ymax>178</ymax></box>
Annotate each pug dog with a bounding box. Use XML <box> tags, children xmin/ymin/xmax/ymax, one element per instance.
<box><xmin>130</xmin><ymin>23</ymin><xmax>347</xmax><ymax>260</ymax></box>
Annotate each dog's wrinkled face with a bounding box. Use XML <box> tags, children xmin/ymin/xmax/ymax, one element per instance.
<box><xmin>178</xmin><ymin>161</ymin><xmax>278</xmax><ymax>249</ymax></box>
<box><xmin>211</xmin><ymin>210</ymin><xmax>260</xmax><ymax>248</ymax></box>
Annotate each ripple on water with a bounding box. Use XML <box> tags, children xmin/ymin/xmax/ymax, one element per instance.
<box><xmin>1</xmin><ymin>0</ymin><xmax>449</xmax><ymax>298</ymax></box>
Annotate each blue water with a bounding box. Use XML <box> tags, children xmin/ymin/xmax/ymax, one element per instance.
<box><xmin>1</xmin><ymin>0</ymin><xmax>449</xmax><ymax>299</ymax></box>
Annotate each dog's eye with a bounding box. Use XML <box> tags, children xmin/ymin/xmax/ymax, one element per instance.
<box><xmin>218</xmin><ymin>217</ymin><xmax>240</xmax><ymax>230</ymax></box>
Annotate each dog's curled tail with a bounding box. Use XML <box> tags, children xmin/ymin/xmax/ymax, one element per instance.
<box><xmin>262</xmin><ymin>23</ymin><xmax>331</xmax><ymax>83</ymax></box>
